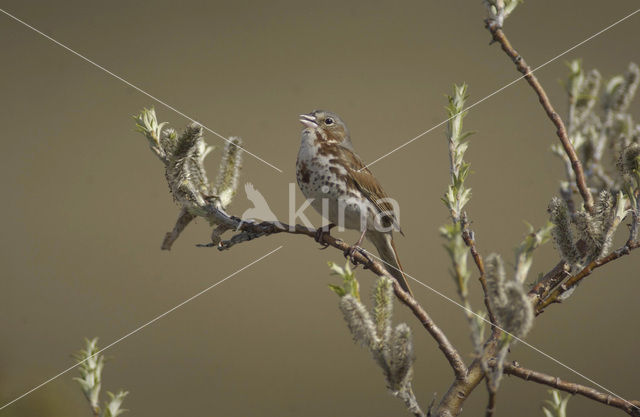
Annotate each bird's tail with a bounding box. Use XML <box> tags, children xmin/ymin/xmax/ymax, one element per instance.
<box><xmin>366</xmin><ymin>231</ymin><xmax>413</xmax><ymax>296</ymax></box>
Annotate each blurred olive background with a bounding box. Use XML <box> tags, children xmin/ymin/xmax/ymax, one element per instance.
<box><xmin>1</xmin><ymin>1</ymin><xmax>638</xmax><ymax>416</ymax></box>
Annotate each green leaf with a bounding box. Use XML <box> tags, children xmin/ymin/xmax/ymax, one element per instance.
<box><xmin>328</xmin><ymin>284</ymin><xmax>346</xmax><ymax>297</ymax></box>
<box><xmin>101</xmin><ymin>391</ymin><xmax>128</xmax><ymax>417</ymax></box>
<box><xmin>541</xmin><ymin>389</ymin><xmax>570</xmax><ymax>417</ymax></box>
<box><xmin>328</xmin><ymin>261</ymin><xmax>360</xmax><ymax>300</ymax></box>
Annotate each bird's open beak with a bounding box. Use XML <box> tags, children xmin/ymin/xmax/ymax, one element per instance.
<box><xmin>299</xmin><ymin>113</ymin><xmax>318</xmax><ymax>129</ymax></box>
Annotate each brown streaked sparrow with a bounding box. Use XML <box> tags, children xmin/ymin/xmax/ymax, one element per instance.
<box><xmin>296</xmin><ymin>110</ymin><xmax>412</xmax><ymax>295</ymax></box>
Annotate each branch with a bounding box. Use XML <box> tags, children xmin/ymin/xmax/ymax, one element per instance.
<box><xmin>501</xmin><ymin>361</ymin><xmax>640</xmax><ymax>417</ymax></box>
<box><xmin>528</xmin><ymin>260</ymin><xmax>570</xmax><ymax>305</ymax></box>
<box><xmin>485</xmin><ymin>19</ymin><xmax>595</xmax><ymax>213</ymax></box>
<box><xmin>536</xmin><ymin>240</ymin><xmax>640</xmax><ymax>312</ymax></box>
<box><xmin>484</xmin><ymin>381</ymin><xmax>497</xmax><ymax>417</ymax></box>
<box><xmin>460</xmin><ymin>216</ymin><xmax>497</xmax><ymax>327</ymax></box>
<box><xmin>133</xmin><ymin>108</ymin><xmax>468</xmax><ymax>382</ymax></box>
<box><xmin>389</xmin><ymin>271</ymin><xmax>468</xmax><ymax>380</ymax></box>
<box><xmin>214</xmin><ymin>216</ymin><xmax>469</xmax><ymax>380</ymax></box>
<box><xmin>162</xmin><ymin>208</ymin><xmax>196</xmax><ymax>250</ymax></box>
<box><xmin>434</xmin><ymin>347</ymin><xmax>497</xmax><ymax>417</ymax></box>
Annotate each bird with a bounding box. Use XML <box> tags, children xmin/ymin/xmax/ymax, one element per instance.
<box><xmin>296</xmin><ymin>110</ymin><xmax>412</xmax><ymax>295</ymax></box>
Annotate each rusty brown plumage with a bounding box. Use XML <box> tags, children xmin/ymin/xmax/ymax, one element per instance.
<box><xmin>296</xmin><ymin>110</ymin><xmax>411</xmax><ymax>294</ymax></box>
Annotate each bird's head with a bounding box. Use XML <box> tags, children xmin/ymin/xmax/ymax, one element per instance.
<box><xmin>299</xmin><ymin>110</ymin><xmax>351</xmax><ymax>146</ymax></box>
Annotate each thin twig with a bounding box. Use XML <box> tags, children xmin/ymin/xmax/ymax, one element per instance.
<box><xmin>528</xmin><ymin>260</ymin><xmax>570</xmax><ymax>305</ymax></box>
<box><xmin>162</xmin><ymin>208</ymin><xmax>196</xmax><ymax>250</ymax></box>
<box><xmin>459</xmin><ymin>216</ymin><xmax>501</xmax><ymax>417</ymax></box>
<box><xmin>190</xmin><ymin>208</ymin><xmax>470</xmax><ymax>379</ymax></box>
<box><xmin>460</xmin><ymin>216</ymin><xmax>497</xmax><ymax>326</ymax></box>
<box><xmin>537</xmin><ymin>240</ymin><xmax>640</xmax><ymax>311</ymax></box>
<box><xmin>484</xmin><ymin>380</ymin><xmax>497</xmax><ymax>417</ymax></box>
<box><xmin>435</xmin><ymin>349</ymin><xmax>496</xmax><ymax>416</ymax></box>
<box><xmin>390</xmin><ymin>275</ymin><xmax>468</xmax><ymax>380</ymax></box>
<box><xmin>501</xmin><ymin>361</ymin><xmax>640</xmax><ymax>417</ymax></box>
<box><xmin>485</xmin><ymin>19</ymin><xmax>594</xmax><ymax>213</ymax></box>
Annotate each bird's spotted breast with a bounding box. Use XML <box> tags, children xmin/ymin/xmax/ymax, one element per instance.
<box><xmin>298</xmin><ymin>161</ymin><xmax>311</xmax><ymax>184</ymax></box>
<box><xmin>295</xmin><ymin>109</ymin><xmax>411</xmax><ymax>294</ymax></box>
<box><xmin>296</xmin><ymin>139</ymin><xmax>374</xmax><ymax>231</ymax></box>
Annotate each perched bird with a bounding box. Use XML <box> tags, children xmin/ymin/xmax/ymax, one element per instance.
<box><xmin>296</xmin><ymin>110</ymin><xmax>412</xmax><ymax>295</ymax></box>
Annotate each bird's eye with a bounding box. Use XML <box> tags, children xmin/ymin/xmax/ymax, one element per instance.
<box><xmin>325</xmin><ymin>117</ymin><xmax>334</xmax><ymax>125</ymax></box>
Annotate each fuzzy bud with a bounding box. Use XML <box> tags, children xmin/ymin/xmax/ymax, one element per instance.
<box><xmin>372</xmin><ymin>276</ymin><xmax>393</xmax><ymax>348</ymax></box>
<box><xmin>548</xmin><ymin>198</ymin><xmax>581</xmax><ymax>264</ymax></box>
<box><xmin>485</xmin><ymin>254</ymin><xmax>533</xmax><ymax>339</ymax></box>
<box><xmin>618</xmin><ymin>143</ymin><xmax>640</xmax><ymax>180</ymax></box>
<box><xmin>388</xmin><ymin>323</ymin><xmax>415</xmax><ymax>392</ymax></box>
<box><xmin>604</xmin><ymin>62</ymin><xmax>640</xmax><ymax>114</ymax></box>
<box><xmin>339</xmin><ymin>295</ymin><xmax>378</xmax><ymax>348</ymax></box>
<box><xmin>165</xmin><ymin>123</ymin><xmax>214</xmax><ymax>213</ymax></box>
<box><xmin>213</xmin><ymin>137</ymin><xmax>243</xmax><ymax>208</ymax></box>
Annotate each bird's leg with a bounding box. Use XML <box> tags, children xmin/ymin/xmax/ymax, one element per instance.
<box><xmin>315</xmin><ymin>223</ymin><xmax>336</xmax><ymax>249</ymax></box>
<box><xmin>344</xmin><ymin>228</ymin><xmax>369</xmax><ymax>265</ymax></box>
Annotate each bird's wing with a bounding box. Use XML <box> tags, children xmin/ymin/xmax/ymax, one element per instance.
<box><xmin>339</xmin><ymin>146</ymin><xmax>402</xmax><ymax>233</ymax></box>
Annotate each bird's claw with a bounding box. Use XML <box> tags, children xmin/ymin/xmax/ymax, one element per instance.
<box><xmin>343</xmin><ymin>245</ymin><xmax>368</xmax><ymax>267</ymax></box>
<box><xmin>315</xmin><ymin>223</ymin><xmax>336</xmax><ymax>249</ymax></box>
